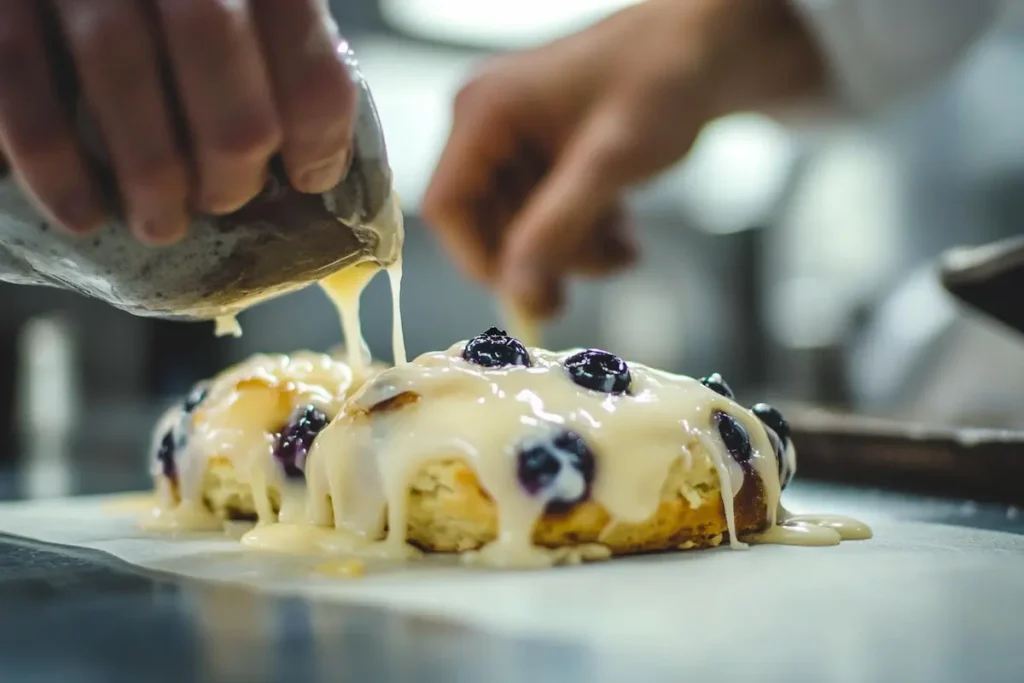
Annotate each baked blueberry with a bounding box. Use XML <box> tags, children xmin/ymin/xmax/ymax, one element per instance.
<box><xmin>274</xmin><ymin>404</ymin><xmax>330</xmax><ymax>480</ymax></box>
<box><xmin>156</xmin><ymin>430</ymin><xmax>177</xmax><ymax>481</ymax></box>
<box><xmin>700</xmin><ymin>373</ymin><xmax>734</xmax><ymax>399</ymax></box>
<box><xmin>763</xmin><ymin>428</ymin><xmax>794</xmax><ymax>489</ymax></box>
<box><xmin>462</xmin><ymin>327</ymin><xmax>530</xmax><ymax>368</ymax></box>
<box><xmin>763</xmin><ymin>426</ymin><xmax>784</xmax><ymax>461</ymax></box>
<box><xmin>714</xmin><ymin>411</ymin><xmax>752</xmax><ymax>463</ymax></box>
<box><xmin>184</xmin><ymin>384</ymin><xmax>208</xmax><ymax>413</ymax></box>
<box><xmin>780</xmin><ymin>460</ymin><xmax>794</xmax><ymax>490</ymax></box>
<box><xmin>564</xmin><ymin>349</ymin><xmax>631</xmax><ymax>394</ymax></box>
<box><xmin>516</xmin><ymin>430</ymin><xmax>596</xmax><ymax>514</ymax></box>
<box><xmin>751</xmin><ymin>403</ymin><xmax>790</xmax><ymax>446</ymax></box>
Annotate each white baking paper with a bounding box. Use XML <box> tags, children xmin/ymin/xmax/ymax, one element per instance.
<box><xmin>1</xmin><ymin>491</ymin><xmax>1023</xmax><ymax>679</ymax></box>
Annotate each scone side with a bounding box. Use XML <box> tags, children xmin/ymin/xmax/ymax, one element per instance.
<box><xmin>404</xmin><ymin>452</ymin><xmax>771</xmax><ymax>555</ymax></box>
<box><xmin>164</xmin><ymin>438</ymin><xmax>772</xmax><ymax>557</ymax></box>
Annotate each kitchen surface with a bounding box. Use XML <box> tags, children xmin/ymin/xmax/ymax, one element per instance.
<box><xmin>3</xmin><ymin>469</ymin><xmax>1024</xmax><ymax>683</ymax></box>
<box><xmin>2</xmin><ymin>1</ymin><xmax>1024</xmax><ymax>681</ymax></box>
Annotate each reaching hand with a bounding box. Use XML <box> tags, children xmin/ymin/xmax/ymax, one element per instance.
<box><xmin>423</xmin><ymin>0</ymin><xmax>823</xmax><ymax>318</ymax></box>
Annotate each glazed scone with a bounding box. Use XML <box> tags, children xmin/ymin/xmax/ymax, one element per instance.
<box><xmin>400</xmin><ymin>448</ymin><xmax>768</xmax><ymax>556</ymax></box>
<box><xmin>298</xmin><ymin>328</ymin><xmax>820</xmax><ymax>568</ymax></box>
<box><xmin>146</xmin><ymin>351</ymin><xmax>377</xmax><ymax>530</ymax></box>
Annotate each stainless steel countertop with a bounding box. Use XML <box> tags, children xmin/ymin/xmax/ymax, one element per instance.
<box><xmin>2</xmin><ymin>533</ymin><xmax>653</xmax><ymax>683</ymax></box>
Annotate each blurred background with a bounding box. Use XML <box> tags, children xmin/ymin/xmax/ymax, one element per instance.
<box><xmin>3</xmin><ymin>0</ymin><xmax>1024</xmax><ymax>498</ymax></box>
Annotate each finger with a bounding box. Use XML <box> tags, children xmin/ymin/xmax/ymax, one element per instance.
<box><xmin>498</xmin><ymin>109</ymin><xmax>638</xmax><ymax>315</ymax></box>
<box><xmin>0</xmin><ymin>1</ymin><xmax>106</xmax><ymax>233</ymax></box>
<box><xmin>422</xmin><ymin>77</ymin><xmax>523</xmax><ymax>283</ymax></box>
<box><xmin>493</xmin><ymin>211</ymin><xmax>637</xmax><ymax>319</ymax></box>
<box><xmin>570</xmin><ymin>203</ymin><xmax>639</xmax><ymax>277</ymax></box>
<box><xmin>55</xmin><ymin>0</ymin><xmax>190</xmax><ymax>244</ymax></box>
<box><xmin>251</xmin><ymin>0</ymin><xmax>356</xmax><ymax>195</ymax></box>
<box><xmin>481</xmin><ymin>146</ymin><xmax>547</xmax><ymax>258</ymax></box>
<box><xmin>157</xmin><ymin>0</ymin><xmax>282</xmax><ymax>215</ymax></box>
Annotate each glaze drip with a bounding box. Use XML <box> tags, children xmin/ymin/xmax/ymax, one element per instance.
<box><xmin>145</xmin><ymin>340</ymin><xmax>872</xmax><ymax>566</ymax></box>
<box><xmin>143</xmin><ymin>188</ymin><xmax>870</xmax><ymax>567</ymax></box>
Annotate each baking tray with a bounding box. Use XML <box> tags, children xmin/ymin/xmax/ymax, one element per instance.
<box><xmin>789</xmin><ymin>406</ymin><xmax>1024</xmax><ymax>505</ymax></box>
<box><xmin>787</xmin><ymin>235</ymin><xmax>1024</xmax><ymax>505</ymax></box>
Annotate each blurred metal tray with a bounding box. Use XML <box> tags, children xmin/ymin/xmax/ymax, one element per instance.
<box><xmin>789</xmin><ymin>407</ymin><xmax>1024</xmax><ymax>505</ymax></box>
<box><xmin>789</xmin><ymin>235</ymin><xmax>1024</xmax><ymax>505</ymax></box>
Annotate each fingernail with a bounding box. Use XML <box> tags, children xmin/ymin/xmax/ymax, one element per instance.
<box><xmin>136</xmin><ymin>211</ymin><xmax>188</xmax><ymax>245</ymax></box>
<box><xmin>55</xmin><ymin>190</ymin><xmax>105</xmax><ymax>233</ymax></box>
<box><xmin>200</xmin><ymin>191</ymin><xmax>252</xmax><ymax>216</ymax></box>
<box><xmin>298</xmin><ymin>157</ymin><xmax>346</xmax><ymax>194</ymax></box>
<box><xmin>502</xmin><ymin>261</ymin><xmax>560</xmax><ymax>319</ymax></box>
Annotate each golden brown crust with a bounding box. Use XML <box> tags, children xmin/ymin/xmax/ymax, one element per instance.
<box><xmin>366</xmin><ymin>391</ymin><xmax>420</xmax><ymax>415</ymax></box>
<box><xmin>183</xmin><ymin>438</ymin><xmax>770</xmax><ymax>557</ymax></box>
<box><xmin>199</xmin><ymin>457</ymin><xmax>280</xmax><ymax>522</ymax></box>
<box><xmin>402</xmin><ymin>450</ymin><xmax>770</xmax><ymax>555</ymax></box>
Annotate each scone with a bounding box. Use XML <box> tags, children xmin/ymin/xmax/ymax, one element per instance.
<box><xmin>300</xmin><ymin>327</ymin><xmax>811</xmax><ymax>567</ymax></box>
<box><xmin>146</xmin><ymin>351</ymin><xmax>376</xmax><ymax>529</ymax></box>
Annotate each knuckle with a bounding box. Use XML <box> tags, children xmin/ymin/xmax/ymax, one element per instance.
<box><xmin>452</xmin><ymin>76</ymin><xmax>521</xmax><ymax>130</ymax></box>
<box><xmin>588</xmin><ymin>121</ymin><xmax>638</xmax><ymax>172</ymax></box>
<box><xmin>452</xmin><ymin>78</ymin><xmax>495</xmax><ymax>118</ymax></box>
<box><xmin>453</xmin><ymin>56</ymin><xmax>522</xmax><ymax>116</ymax></box>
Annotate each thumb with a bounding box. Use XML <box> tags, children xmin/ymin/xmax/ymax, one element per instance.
<box><xmin>498</xmin><ymin>107</ymin><xmax>641</xmax><ymax>317</ymax></box>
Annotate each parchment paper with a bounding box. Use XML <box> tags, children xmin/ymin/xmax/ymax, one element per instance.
<box><xmin>2</xmin><ymin>492</ymin><xmax>1023</xmax><ymax>678</ymax></box>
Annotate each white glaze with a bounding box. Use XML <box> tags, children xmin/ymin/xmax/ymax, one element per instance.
<box><xmin>145</xmin><ymin>192</ymin><xmax>408</xmax><ymax>531</ymax></box>
<box><xmin>141</xmin><ymin>351</ymin><xmax>361</xmax><ymax>531</ymax></box>
<box><xmin>145</xmin><ymin>190</ymin><xmax>870</xmax><ymax>568</ymax></box>
<box><xmin>147</xmin><ymin>344</ymin><xmax>871</xmax><ymax>566</ymax></box>
<box><xmin>297</xmin><ymin>343</ymin><xmax>777</xmax><ymax>567</ymax></box>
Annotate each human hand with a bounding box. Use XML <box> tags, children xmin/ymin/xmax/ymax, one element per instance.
<box><xmin>423</xmin><ymin>0</ymin><xmax>824</xmax><ymax>317</ymax></box>
<box><xmin>0</xmin><ymin>0</ymin><xmax>357</xmax><ymax>244</ymax></box>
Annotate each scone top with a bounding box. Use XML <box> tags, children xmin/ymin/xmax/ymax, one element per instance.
<box><xmin>308</xmin><ymin>328</ymin><xmax>796</xmax><ymax>556</ymax></box>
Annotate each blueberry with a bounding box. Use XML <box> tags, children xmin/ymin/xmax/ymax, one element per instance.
<box><xmin>156</xmin><ymin>430</ymin><xmax>177</xmax><ymax>481</ymax></box>
<box><xmin>462</xmin><ymin>327</ymin><xmax>530</xmax><ymax>368</ymax></box>
<box><xmin>700</xmin><ymin>373</ymin><xmax>734</xmax><ymax>399</ymax></box>
<box><xmin>564</xmin><ymin>349</ymin><xmax>631</xmax><ymax>394</ymax></box>
<box><xmin>274</xmin><ymin>404</ymin><xmax>330</xmax><ymax>480</ymax></box>
<box><xmin>780</xmin><ymin>460</ymin><xmax>794</xmax><ymax>490</ymax></box>
<box><xmin>714</xmin><ymin>411</ymin><xmax>752</xmax><ymax>463</ymax></box>
<box><xmin>516</xmin><ymin>430</ymin><xmax>596</xmax><ymax>514</ymax></box>
<box><xmin>761</xmin><ymin>426</ymin><xmax>788</xmax><ymax>482</ymax></box>
<box><xmin>763</xmin><ymin>426</ymin><xmax>784</xmax><ymax>461</ymax></box>
<box><xmin>751</xmin><ymin>403</ymin><xmax>790</xmax><ymax>446</ymax></box>
<box><xmin>184</xmin><ymin>384</ymin><xmax>208</xmax><ymax>413</ymax></box>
